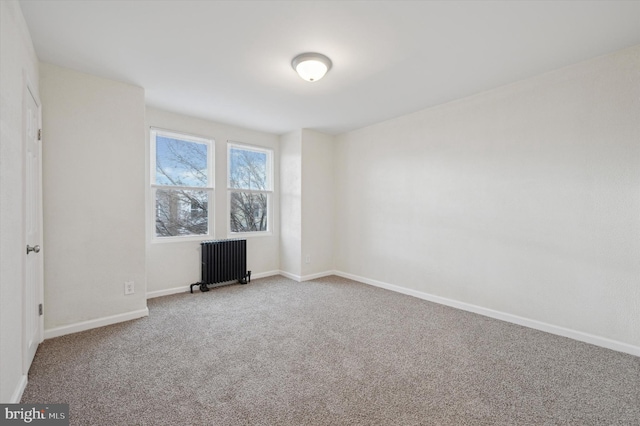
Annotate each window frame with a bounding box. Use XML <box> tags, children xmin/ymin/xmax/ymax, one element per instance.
<box><xmin>227</xmin><ymin>142</ymin><xmax>273</xmax><ymax>237</ymax></box>
<box><xmin>150</xmin><ymin>127</ymin><xmax>215</xmax><ymax>243</ymax></box>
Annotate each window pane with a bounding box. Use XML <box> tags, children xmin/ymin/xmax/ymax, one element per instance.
<box><xmin>156</xmin><ymin>189</ymin><xmax>208</xmax><ymax>237</ymax></box>
<box><xmin>229</xmin><ymin>147</ymin><xmax>268</xmax><ymax>190</ymax></box>
<box><xmin>156</xmin><ymin>136</ymin><xmax>208</xmax><ymax>187</ymax></box>
<box><xmin>230</xmin><ymin>192</ymin><xmax>267</xmax><ymax>232</ymax></box>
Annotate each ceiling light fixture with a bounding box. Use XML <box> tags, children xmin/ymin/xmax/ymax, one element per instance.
<box><xmin>291</xmin><ymin>52</ymin><xmax>332</xmax><ymax>82</ymax></box>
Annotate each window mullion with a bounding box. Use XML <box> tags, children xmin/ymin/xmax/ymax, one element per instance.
<box><xmin>228</xmin><ymin>188</ymin><xmax>270</xmax><ymax>195</ymax></box>
<box><xmin>153</xmin><ymin>184</ymin><xmax>214</xmax><ymax>191</ymax></box>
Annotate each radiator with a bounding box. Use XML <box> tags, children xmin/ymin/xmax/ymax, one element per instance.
<box><xmin>190</xmin><ymin>239</ymin><xmax>251</xmax><ymax>293</ymax></box>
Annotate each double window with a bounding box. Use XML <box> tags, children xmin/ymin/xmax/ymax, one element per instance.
<box><xmin>150</xmin><ymin>130</ymin><xmax>273</xmax><ymax>240</ymax></box>
<box><xmin>151</xmin><ymin>129</ymin><xmax>213</xmax><ymax>239</ymax></box>
<box><xmin>228</xmin><ymin>143</ymin><xmax>273</xmax><ymax>234</ymax></box>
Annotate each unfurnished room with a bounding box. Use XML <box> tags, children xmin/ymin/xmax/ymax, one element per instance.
<box><xmin>1</xmin><ymin>1</ymin><xmax>639</xmax><ymax>424</ymax></box>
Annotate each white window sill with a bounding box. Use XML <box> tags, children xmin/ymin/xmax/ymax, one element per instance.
<box><xmin>151</xmin><ymin>235</ymin><xmax>214</xmax><ymax>244</ymax></box>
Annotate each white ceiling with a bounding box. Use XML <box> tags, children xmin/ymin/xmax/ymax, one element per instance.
<box><xmin>19</xmin><ymin>1</ymin><xmax>640</xmax><ymax>135</ymax></box>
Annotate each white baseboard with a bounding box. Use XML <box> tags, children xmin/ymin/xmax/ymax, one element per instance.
<box><xmin>279</xmin><ymin>270</ymin><xmax>334</xmax><ymax>282</ymax></box>
<box><xmin>147</xmin><ymin>286</ymin><xmax>191</xmax><ymax>299</ymax></box>
<box><xmin>334</xmin><ymin>270</ymin><xmax>640</xmax><ymax>357</ymax></box>
<box><xmin>146</xmin><ymin>270</ymin><xmax>282</xmax><ymax>299</ymax></box>
<box><xmin>44</xmin><ymin>308</ymin><xmax>149</xmax><ymax>340</ymax></box>
<box><xmin>279</xmin><ymin>270</ymin><xmax>302</xmax><ymax>282</ymax></box>
<box><xmin>9</xmin><ymin>374</ymin><xmax>28</xmax><ymax>403</ymax></box>
<box><xmin>251</xmin><ymin>270</ymin><xmax>281</xmax><ymax>280</ymax></box>
<box><xmin>301</xmin><ymin>271</ymin><xmax>335</xmax><ymax>281</ymax></box>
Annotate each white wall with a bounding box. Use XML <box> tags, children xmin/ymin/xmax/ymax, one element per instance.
<box><xmin>301</xmin><ymin>129</ymin><xmax>334</xmax><ymax>277</ymax></box>
<box><xmin>145</xmin><ymin>107</ymin><xmax>280</xmax><ymax>295</ymax></box>
<box><xmin>279</xmin><ymin>130</ymin><xmax>302</xmax><ymax>278</ymax></box>
<box><xmin>280</xmin><ymin>129</ymin><xmax>335</xmax><ymax>280</ymax></box>
<box><xmin>40</xmin><ymin>63</ymin><xmax>147</xmax><ymax>332</ymax></box>
<box><xmin>334</xmin><ymin>46</ymin><xmax>640</xmax><ymax>349</ymax></box>
<box><xmin>0</xmin><ymin>0</ymin><xmax>40</xmax><ymax>403</ymax></box>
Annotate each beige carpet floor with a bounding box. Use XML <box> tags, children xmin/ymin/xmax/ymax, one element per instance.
<box><xmin>21</xmin><ymin>275</ymin><xmax>640</xmax><ymax>425</ymax></box>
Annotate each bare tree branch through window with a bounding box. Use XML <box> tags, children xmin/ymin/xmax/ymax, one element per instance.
<box><xmin>152</xmin><ymin>130</ymin><xmax>212</xmax><ymax>238</ymax></box>
<box><xmin>229</xmin><ymin>145</ymin><xmax>272</xmax><ymax>233</ymax></box>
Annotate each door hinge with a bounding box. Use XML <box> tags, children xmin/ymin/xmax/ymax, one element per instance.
<box><xmin>39</xmin><ymin>303</ymin><xmax>43</xmax><ymax>316</ymax></box>
<box><xmin>38</xmin><ymin>129</ymin><xmax>42</xmax><ymax>141</ymax></box>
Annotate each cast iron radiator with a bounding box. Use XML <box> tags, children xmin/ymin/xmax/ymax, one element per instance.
<box><xmin>190</xmin><ymin>239</ymin><xmax>251</xmax><ymax>293</ymax></box>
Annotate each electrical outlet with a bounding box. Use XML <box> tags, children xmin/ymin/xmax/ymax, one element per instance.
<box><xmin>124</xmin><ymin>281</ymin><xmax>135</xmax><ymax>295</ymax></box>
<box><xmin>305</xmin><ymin>254</ymin><xmax>311</xmax><ymax>264</ymax></box>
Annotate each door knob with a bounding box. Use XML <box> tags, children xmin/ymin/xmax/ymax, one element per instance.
<box><xmin>26</xmin><ymin>244</ymin><xmax>40</xmax><ymax>254</ymax></box>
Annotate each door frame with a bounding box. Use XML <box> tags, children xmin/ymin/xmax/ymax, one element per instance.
<box><xmin>22</xmin><ymin>72</ymin><xmax>44</xmax><ymax>375</ymax></box>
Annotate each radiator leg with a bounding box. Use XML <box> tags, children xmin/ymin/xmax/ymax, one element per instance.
<box><xmin>239</xmin><ymin>270</ymin><xmax>251</xmax><ymax>285</ymax></box>
<box><xmin>199</xmin><ymin>283</ymin><xmax>210</xmax><ymax>292</ymax></box>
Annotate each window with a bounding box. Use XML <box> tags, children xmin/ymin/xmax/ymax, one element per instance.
<box><xmin>151</xmin><ymin>129</ymin><xmax>213</xmax><ymax>239</ymax></box>
<box><xmin>228</xmin><ymin>143</ymin><xmax>273</xmax><ymax>234</ymax></box>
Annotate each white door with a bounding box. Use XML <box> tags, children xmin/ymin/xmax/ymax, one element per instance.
<box><xmin>24</xmin><ymin>84</ymin><xmax>43</xmax><ymax>372</ymax></box>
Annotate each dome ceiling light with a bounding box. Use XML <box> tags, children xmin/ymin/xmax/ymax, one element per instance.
<box><xmin>291</xmin><ymin>52</ymin><xmax>332</xmax><ymax>82</ymax></box>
